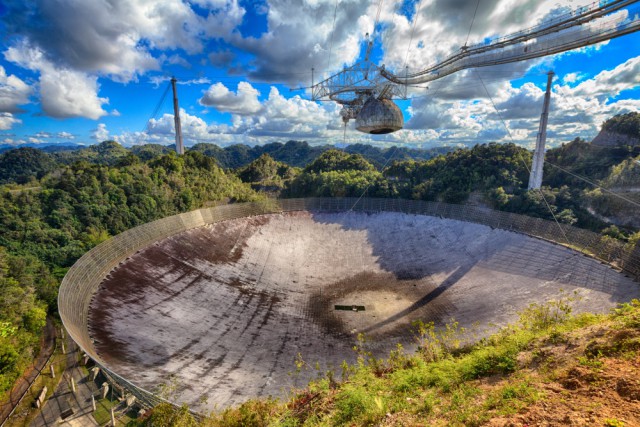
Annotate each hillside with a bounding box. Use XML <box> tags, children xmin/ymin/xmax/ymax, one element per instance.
<box><xmin>135</xmin><ymin>297</ymin><xmax>640</xmax><ymax>426</ymax></box>
<box><xmin>592</xmin><ymin>112</ymin><xmax>640</xmax><ymax>148</ymax></box>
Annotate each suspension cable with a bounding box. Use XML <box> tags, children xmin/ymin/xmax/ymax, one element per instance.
<box><xmin>403</xmin><ymin>0</ymin><xmax>424</xmax><ymax>70</ymax></box>
<box><xmin>135</xmin><ymin>81</ymin><xmax>171</xmax><ymax>146</ymax></box>
<box><xmin>464</xmin><ymin>0</ymin><xmax>481</xmax><ymax>48</ymax></box>
<box><xmin>546</xmin><ymin>161</ymin><xmax>640</xmax><ymax>208</ymax></box>
<box><xmin>350</xmin><ymin>142</ymin><xmax>401</xmax><ymax>211</ymax></box>
<box><xmin>326</xmin><ymin>0</ymin><xmax>340</xmax><ymax>72</ymax></box>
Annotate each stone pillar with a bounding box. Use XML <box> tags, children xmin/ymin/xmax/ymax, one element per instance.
<box><xmin>125</xmin><ymin>395</ymin><xmax>136</xmax><ymax>407</ymax></box>
<box><xmin>91</xmin><ymin>367</ymin><xmax>100</xmax><ymax>381</ymax></box>
<box><xmin>70</xmin><ymin>377</ymin><xmax>76</xmax><ymax>393</ymax></box>
<box><xmin>111</xmin><ymin>407</ymin><xmax>116</xmax><ymax>426</ymax></box>
<box><xmin>101</xmin><ymin>382</ymin><xmax>109</xmax><ymax>399</ymax></box>
<box><xmin>50</xmin><ymin>364</ymin><xmax>55</xmax><ymax>378</ymax></box>
<box><xmin>92</xmin><ymin>395</ymin><xmax>96</xmax><ymax>411</ymax></box>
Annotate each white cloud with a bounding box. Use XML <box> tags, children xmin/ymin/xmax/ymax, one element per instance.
<box><xmin>402</xmin><ymin>50</ymin><xmax>640</xmax><ymax>148</ymax></box>
<box><xmin>118</xmin><ymin>85</ymin><xmax>344</xmax><ymax>146</ymax></box>
<box><xmin>199</xmin><ymin>82</ymin><xmax>262</xmax><ymax>115</ymax></box>
<box><xmin>57</xmin><ymin>131</ymin><xmax>74</xmax><ymax>139</ymax></box>
<box><xmin>569</xmin><ymin>55</ymin><xmax>640</xmax><ymax>100</ymax></box>
<box><xmin>3</xmin><ymin>1</ymin><xmax>245</xmax><ymax>82</ymax></box>
<box><xmin>5</xmin><ymin>42</ymin><xmax>108</xmax><ymax>119</ymax></box>
<box><xmin>230</xmin><ymin>86</ymin><xmax>341</xmax><ymax>137</ymax></box>
<box><xmin>563</xmin><ymin>72</ymin><xmax>581</xmax><ymax>84</ymax></box>
<box><xmin>380</xmin><ymin>0</ymin><xmax>600</xmax><ymax>73</ymax></box>
<box><xmin>0</xmin><ymin>112</ymin><xmax>21</xmax><ymax>130</ymax></box>
<box><xmin>0</xmin><ymin>65</ymin><xmax>32</xmax><ymax>113</ymax></box>
<box><xmin>231</xmin><ymin>0</ymin><xmax>373</xmax><ymax>83</ymax></box>
<box><xmin>92</xmin><ymin>123</ymin><xmax>109</xmax><ymax>141</ymax></box>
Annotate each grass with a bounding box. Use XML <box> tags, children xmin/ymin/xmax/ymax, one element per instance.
<box><xmin>93</xmin><ymin>393</ymin><xmax>136</xmax><ymax>426</ymax></box>
<box><xmin>127</xmin><ymin>296</ymin><xmax>640</xmax><ymax>426</ymax></box>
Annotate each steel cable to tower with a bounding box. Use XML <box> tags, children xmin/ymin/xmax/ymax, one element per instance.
<box><xmin>473</xmin><ymin>69</ymin><xmax>572</xmax><ymax>245</ymax></box>
<box><xmin>134</xmin><ymin>81</ymin><xmax>171</xmax><ymax>146</ymax></box>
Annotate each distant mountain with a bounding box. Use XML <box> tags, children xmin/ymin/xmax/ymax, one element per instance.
<box><xmin>190</xmin><ymin>140</ymin><xmax>451</xmax><ymax>170</ymax></box>
<box><xmin>3</xmin><ymin>140</ymin><xmax>452</xmax><ymax>170</ymax></box>
<box><xmin>0</xmin><ymin>143</ymin><xmax>84</xmax><ymax>154</ymax></box>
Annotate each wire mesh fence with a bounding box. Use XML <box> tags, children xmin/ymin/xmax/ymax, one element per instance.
<box><xmin>58</xmin><ymin>197</ymin><xmax>640</xmax><ymax>410</ymax></box>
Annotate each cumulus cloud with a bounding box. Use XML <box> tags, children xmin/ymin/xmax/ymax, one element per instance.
<box><xmin>569</xmin><ymin>55</ymin><xmax>640</xmax><ymax>100</ymax></box>
<box><xmin>57</xmin><ymin>131</ymin><xmax>74</xmax><ymax>139</ymax></box>
<box><xmin>199</xmin><ymin>82</ymin><xmax>261</xmax><ymax>115</ymax></box>
<box><xmin>403</xmin><ymin>50</ymin><xmax>640</xmax><ymax>148</ymax></box>
<box><xmin>495</xmin><ymin>82</ymin><xmax>545</xmax><ymax>120</ymax></box>
<box><xmin>230</xmin><ymin>0</ymin><xmax>374</xmax><ymax>84</ymax></box>
<box><xmin>0</xmin><ymin>112</ymin><xmax>21</xmax><ymax>130</ymax></box>
<box><xmin>232</xmin><ymin>86</ymin><xmax>341</xmax><ymax>137</ymax></box>
<box><xmin>0</xmin><ymin>65</ymin><xmax>32</xmax><ymax>113</ymax></box>
<box><xmin>2</xmin><ymin>0</ymin><xmax>245</xmax><ymax>82</ymax></box>
<box><xmin>92</xmin><ymin>123</ymin><xmax>109</xmax><ymax>141</ymax></box>
<box><xmin>5</xmin><ymin>42</ymin><xmax>108</xmax><ymax>119</ymax></box>
<box><xmin>381</xmin><ymin>0</ymin><xmax>598</xmax><ymax>73</ymax></box>
<box><xmin>121</xmin><ymin>84</ymin><xmax>343</xmax><ymax>146</ymax></box>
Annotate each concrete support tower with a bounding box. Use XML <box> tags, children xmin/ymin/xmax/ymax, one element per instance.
<box><xmin>528</xmin><ymin>71</ymin><xmax>554</xmax><ymax>190</ymax></box>
<box><xmin>171</xmin><ymin>77</ymin><xmax>184</xmax><ymax>155</ymax></box>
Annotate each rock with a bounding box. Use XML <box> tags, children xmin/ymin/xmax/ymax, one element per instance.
<box><xmin>592</xmin><ymin>130</ymin><xmax>640</xmax><ymax>148</ymax></box>
<box><xmin>616</xmin><ymin>378</ymin><xmax>640</xmax><ymax>401</ymax></box>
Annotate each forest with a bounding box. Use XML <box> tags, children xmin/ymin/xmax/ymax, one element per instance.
<box><xmin>0</xmin><ymin>113</ymin><xmax>639</xmax><ymax>401</ymax></box>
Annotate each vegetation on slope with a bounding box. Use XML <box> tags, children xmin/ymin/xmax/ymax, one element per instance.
<box><xmin>0</xmin><ymin>248</ymin><xmax>51</xmax><ymax>393</ymax></box>
<box><xmin>238</xmin><ymin>154</ymin><xmax>300</xmax><ymax>193</ymax></box>
<box><xmin>283</xmin><ymin>150</ymin><xmax>392</xmax><ymax>198</ymax></box>
<box><xmin>0</xmin><ymin>147</ymin><xmax>57</xmax><ymax>184</ymax></box>
<box><xmin>602</xmin><ymin>112</ymin><xmax>640</xmax><ymax>138</ymax></box>
<box><xmin>133</xmin><ymin>296</ymin><xmax>640</xmax><ymax>426</ymax></box>
<box><xmin>544</xmin><ymin>138</ymin><xmax>640</xmax><ymax>188</ymax></box>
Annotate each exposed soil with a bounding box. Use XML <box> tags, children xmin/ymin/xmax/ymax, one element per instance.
<box><xmin>487</xmin><ymin>326</ymin><xmax>640</xmax><ymax>426</ymax></box>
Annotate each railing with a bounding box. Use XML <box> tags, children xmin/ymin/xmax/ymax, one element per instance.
<box><xmin>58</xmin><ymin>198</ymin><xmax>640</xmax><ymax>410</ymax></box>
<box><xmin>0</xmin><ymin>319</ymin><xmax>57</xmax><ymax>426</ymax></box>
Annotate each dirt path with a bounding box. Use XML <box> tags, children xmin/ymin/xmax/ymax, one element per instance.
<box><xmin>0</xmin><ymin>317</ymin><xmax>57</xmax><ymax>425</ymax></box>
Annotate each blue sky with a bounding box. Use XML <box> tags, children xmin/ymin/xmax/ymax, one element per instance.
<box><xmin>0</xmin><ymin>0</ymin><xmax>639</xmax><ymax>149</ymax></box>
